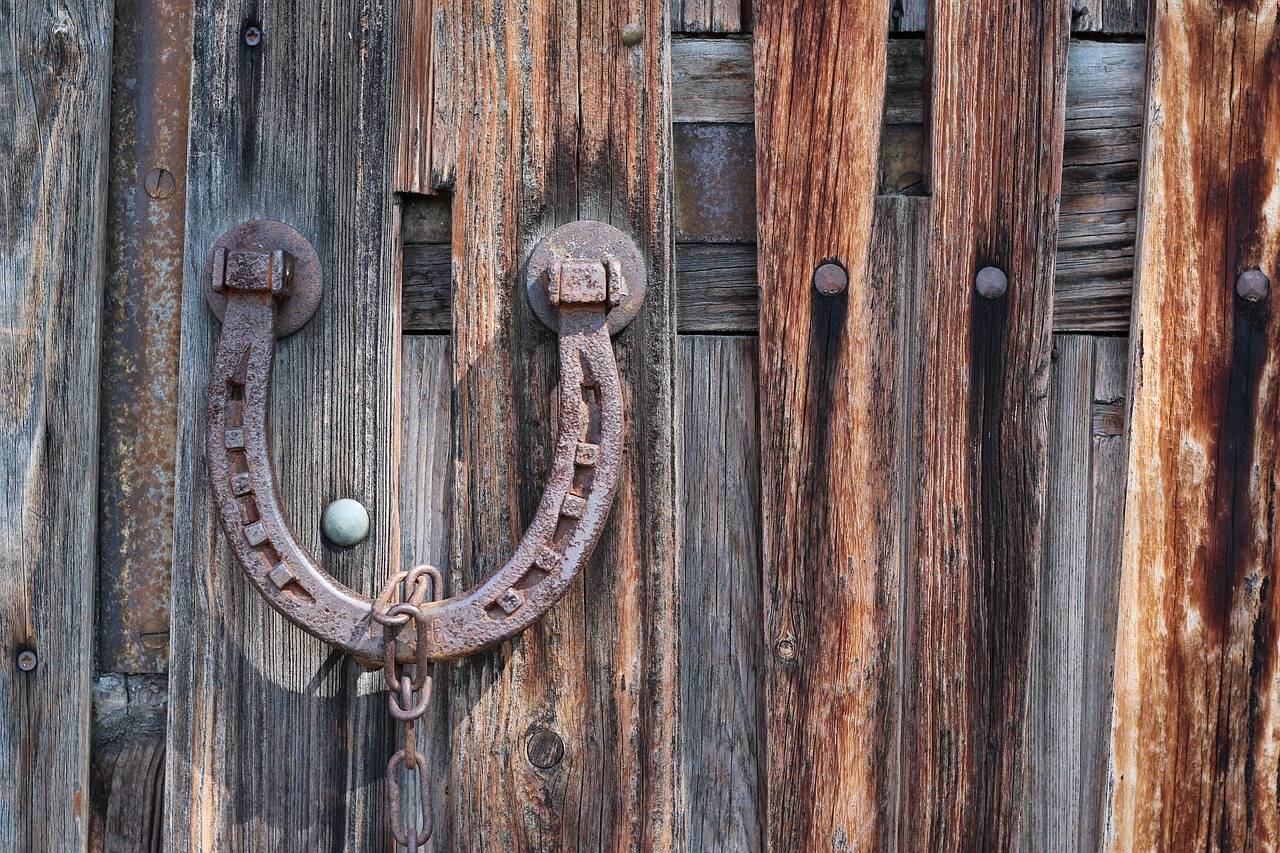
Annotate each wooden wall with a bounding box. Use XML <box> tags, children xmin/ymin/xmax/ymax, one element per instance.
<box><xmin>63</xmin><ymin>0</ymin><xmax>1280</xmax><ymax>850</ymax></box>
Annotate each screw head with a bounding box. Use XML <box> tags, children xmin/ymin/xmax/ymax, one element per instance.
<box><xmin>621</xmin><ymin>22</ymin><xmax>644</xmax><ymax>46</ymax></box>
<box><xmin>526</xmin><ymin>728</ymin><xmax>565</xmax><ymax>769</ymax></box>
<box><xmin>813</xmin><ymin>261</ymin><xmax>849</xmax><ymax>295</ymax></box>
<box><xmin>16</xmin><ymin>650</ymin><xmax>37</xmax><ymax>672</ymax></box>
<box><xmin>1237</xmin><ymin>269</ymin><xmax>1270</xmax><ymax>302</ymax></box>
<box><xmin>144</xmin><ymin>168</ymin><xmax>176</xmax><ymax>199</ymax></box>
<box><xmin>244</xmin><ymin>25</ymin><xmax>262</xmax><ymax>46</ymax></box>
<box><xmin>322</xmin><ymin>498</ymin><xmax>370</xmax><ymax>547</ymax></box>
<box><xmin>975</xmin><ymin>266</ymin><xmax>1008</xmax><ymax>299</ymax></box>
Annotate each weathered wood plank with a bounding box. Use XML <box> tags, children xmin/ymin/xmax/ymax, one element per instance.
<box><xmin>754</xmin><ymin>5</ymin><xmax>892</xmax><ymax>841</ymax></box>
<box><xmin>0</xmin><ymin>2</ymin><xmax>114</xmax><ymax>849</ymax></box>
<box><xmin>394</xmin><ymin>0</ymin><xmax>440</xmax><ymax>193</ymax></box>
<box><xmin>900</xmin><ymin>1</ymin><xmax>1069</xmax><ymax>848</ymax></box>
<box><xmin>673</xmin><ymin>0</ymin><xmax>747</xmax><ymax>33</ymax></box>
<box><xmin>1023</xmin><ymin>334</ymin><xmax>1129</xmax><ymax>853</ymax></box>
<box><xmin>1105</xmin><ymin>2</ymin><xmax>1280</xmax><ymax>849</ymax></box>
<box><xmin>165</xmin><ymin>0</ymin><xmax>402</xmax><ymax>847</ymax></box>
<box><xmin>677</xmin><ymin>335</ymin><xmax>763</xmax><ymax>853</ymax></box>
<box><xmin>447</xmin><ymin>0</ymin><xmax>678</xmax><ymax>848</ymax></box>
<box><xmin>672</xmin><ymin>38</ymin><xmax>754</xmax><ymax>124</ymax></box>
<box><xmin>1073</xmin><ymin>0</ymin><xmax>1145</xmax><ymax>37</ymax></box>
<box><xmin>90</xmin><ymin>674</ymin><xmax>167</xmax><ymax>853</ymax></box>
<box><xmin>399</xmin><ymin>335</ymin><xmax>453</xmax><ymax>851</ymax></box>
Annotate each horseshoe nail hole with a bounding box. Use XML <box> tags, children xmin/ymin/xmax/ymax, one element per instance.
<box><xmin>228</xmin><ymin>382</ymin><xmax>244</xmax><ymax>402</ymax></box>
<box><xmin>515</xmin><ymin>568</ymin><xmax>549</xmax><ymax>590</ymax></box>
<box><xmin>553</xmin><ymin>517</ymin><xmax>576</xmax><ymax>546</ymax></box>
<box><xmin>281</xmin><ymin>582</ymin><xmax>315</xmax><ymax>605</ymax></box>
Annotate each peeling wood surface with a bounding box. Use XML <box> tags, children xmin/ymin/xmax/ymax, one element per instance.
<box><xmin>0</xmin><ymin>1</ymin><xmax>114</xmax><ymax>850</ymax></box>
<box><xmin>446</xmin><ymin>0</ymin><xmax>678</xmax><ymax>847</ymax></box>
<box><xmin>678</xmin><ymin>336</ymin><xmax>763</xmax><ymax>852</ymax></box>
<box><xmin>164</xmin><ymin>0</ymin><xmax>402</xmax><ymax>847</ymax></box>
<box><xmin>1024</xmin><ymin>335</ymin><xmax>1128</xmax><ymax>853</ymax></box>
<box><xmin>900</xmin><ymin>1</ymin><xmax>1069</xmax><ymax>848</ymax></box>
<box><xmin>1106</xmin><ymin>2</ymin><xmax>1280</xmax><ymax>850</ymax></box>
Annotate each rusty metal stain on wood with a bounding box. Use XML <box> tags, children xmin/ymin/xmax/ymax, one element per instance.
<box><xmin>1106</xmin><ymin>2</ymin><xmax>1280</xmax><ymax>848</ymax></box>
<box><xmin>98</xmin><ymin>0</ymin><xmax>194</xmax><ymax>674</ymax></box>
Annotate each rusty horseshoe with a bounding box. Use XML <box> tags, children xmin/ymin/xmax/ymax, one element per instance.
<box><xmin>203</xmin><ymin>219</ymin><xmax>644</xmax><ymax>665</ymax></box>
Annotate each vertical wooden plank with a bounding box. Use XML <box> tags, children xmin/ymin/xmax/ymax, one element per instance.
<box><xmin>753</xmin><ymin>0</ymin><xmax>899</xmax><ymax>848</ymax></box>
<box><xmin>1106</xmin><ymin>2</ymin><xmax>1280</xmax><ymax>849</ymax></box>
<box><xmin>677</xmin><ymin>336</ymin><xmax>763</xmax><ymax>853</ymax></box>
<box><xmin>399</xmin><ymin>335</ymin><xmax>454</xmax><ymax>852</ymax></box>
<box><xmin>165</xmin><ymin>0</ymin><xmax>402</xmax><ymax>848</ymax></box>
<box><xmin>448</xmin><ymin>0</ymin><xmax>677</xmax><ymax>849</ymax></box>
<box><xmin>674</xmin><ymin>0</ymin><xmax>745</xmax><ymax>33</ymax></box>
<box><xmin>900</xmin><ymin>0</ymin><xmax>1069</xmax><ymax>849</ymax></box>
<box><xmin>394</xmin><ymin>0</ymin><xmax>439</xmax><ymax>194</ymax></box>
<box><xmin>0</xmin><ymin>2</ymin><xmax>114</xmax><ymax>850</ymax></box>
<box><xmin>1023</xmin><ymin>334</ymin><xmax>1128</xmax><ymax>852</ymax></box>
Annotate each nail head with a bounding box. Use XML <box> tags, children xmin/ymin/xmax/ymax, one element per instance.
<box><xmin>144</xmin><ymin>168</ymin><xmax>176</xmax><ymax>200</ymax></box>
<box><xmin>322</xmin><ymin>498</ymin><xmax>370</xmax><ymax>547</ymax></box>
<box><xmin>17</xmin><ymin>651</ymin><xmax>37</xmax><ymax>672</ymax></box>
<box><xmin>244</xmin><ymin>26</ymin><xmax>262</xmax><ymax>46</ymax></box>
<box><xmin>621</xmin><ymin>22</ymin><xmax>644</xmax><ymax>46</ymax></box>
<box><xmin>526</xmin><ymin>728</ymin><xmax>565</xmax><ymax>769</ymax></box>
<box><xmin>975</xmin><ymin>266</ymin><xmax>1008</xmax><ymax>299</ymax></box>
<box><xmin>1237</xmin><ymin>269</ymin><xmax>1270</xmax><ymax>302</ymax></box>
<box><xmin>813</xmin><ymin>261</ymin><xmax>848</xmax><ymax>295</ymax></box>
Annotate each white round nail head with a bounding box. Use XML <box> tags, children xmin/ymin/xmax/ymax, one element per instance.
<box><xmin>322</xmin><ymin>498</ymin><xmax>370</xmax><ymax>547</ymax></box>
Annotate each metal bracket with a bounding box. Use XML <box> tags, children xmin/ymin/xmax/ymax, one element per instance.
<box><xmin>203</xmin><ymin>218</ymin><xmax>643</xmax><ymax>665</ymax></box>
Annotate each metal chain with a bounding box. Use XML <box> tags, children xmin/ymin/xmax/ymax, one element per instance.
<box><xmin>373</xmin><ymin>564</ymin><xmax>442</xmax><ymax>852</ymax></box>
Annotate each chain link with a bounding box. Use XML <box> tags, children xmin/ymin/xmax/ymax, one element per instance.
<box><xmin>375</xmin><ymin>564</ymin><xmax>442</xmax><ymax>851</ymax></box>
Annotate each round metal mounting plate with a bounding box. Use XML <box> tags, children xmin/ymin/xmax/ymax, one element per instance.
<box><xmin>526</xmin><ymin>220</ymin><xmax>647</xmax><ymax>335</ymax></box>
<box><xmin>204</xmin><ymin>220</ymin><xmax>323</xmax><ymax>337</ymax></box>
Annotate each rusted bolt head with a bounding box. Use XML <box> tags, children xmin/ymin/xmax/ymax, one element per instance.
<box><xmin>526</xmin><ymin>728</ymin><xmax>565</xmax><ymax>769</ymax></box>
<box><xmin>813</xmin><ymin>261</ymin><xmax>848</xmax><ymax>295</ymax></box>
<box><xmin>144</xmin><ymin>168</ymin><xmax>176</xmax><ymax>200</ymax></box>
<box><xmin>1237</xmin><ymin>269</ymin><xmax>1270</xmax><ymax>302</ymax></box>
<box><xmin>975</xmin><ymin>266</ymin><xmax>1008</xmax><ymax>299</ymax></box>
<box><xmin>322</xmin><ymin>498</ymin><xmax>370</xmax><ymax>546</ymax></box>
<box><xmin>621</xmin><ymin>22</ymin><xmax>644</xmax><ymax>46</ymax></box>
<box><xmin>16</xmin><ymin>650</ymin><xmax>37</xmax><ymax>672</ymax></box>
<box><xmin>244</xmin><ymin>25</ymin><xmax>262</xmax><ymax>47</ymax></box>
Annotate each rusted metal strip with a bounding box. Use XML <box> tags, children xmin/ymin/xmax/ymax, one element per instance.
<box><xmin>98</xmin><ymin>0</ymin><xmax>194</xmax><ymax>673</ymax></box>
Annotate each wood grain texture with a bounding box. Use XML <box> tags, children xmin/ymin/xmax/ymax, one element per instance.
<box><xmin>900</xmin><ymin>1</ymin><xmax>1069</xmax><ymax>849</ymax></box>
<box><xmin>753</xmin><ymin>7</ymin><xmax>893</xmax><ymax>843</ymax></box>
<box><xmin>399</xmin><ymin>335</ymin><xmax>453</xmax><ymax>851</ymax></box>
<box><xmin>0</xmin><ymin>1</ymin><xmax>113</xmax><ymax>849</ymax></box>
<box><xmin>164</xmin><ymin>0</ymin><xmax>402</xmax><ymax>847</ymax></box>
<box><xmin>673</xmin><ymin>0</ymin><xmax>747</xmax><ymax>33</ymax></box>
<box><xmin>1106</xmin><ymin>2</ymin><xmax>1280</xmax><ymax>849</ymax></box>
<box><xmin>1073</xmin><ymin>0</ymin><xmax>1145</xmax><ymax>36</ymax></box>
<box><xmin>756</xmin><ymin>192</ymin><xmax>926</xmax><ymax>852</ymax></box>
<box><xmin>395</xmin><ymin>0</ymin><xmax>440</xmax><ymax>193</ymax></box>
<box><xmin>1023</xmin><ymin>335</ymin><xmax>1128</xmax><ymax>853</ymax></box>
<box><xmin>405</xmin><ymin>40</ymin><xmax>1145</xmax><ymax>335</ymax></box>
<box><xmin>446</xmin><ymin>0</ymin><xmax>678</xmax><ymax>848</ymax></box>
<box><xmin>677</xmin><ymin>336</ymin><xmax>763</xmax><ymax>853</ymax></box>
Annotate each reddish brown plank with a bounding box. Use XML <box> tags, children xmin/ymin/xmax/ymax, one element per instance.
<box><xmin>1106</xmin><ymin>3</ymin><xmax>1280</xmax><ymax>850</ymax></box>
<box><xmin>447</xmin><ymin>0</ymin><xmax>677</xmax><ymax>848</ymax></box>
<box><xmin>899</xmin><ymin>1</ymin><xmax>1070</xmax><ymax>849</ymax></box>
<box><xmin>754</xmin><ymin>1</ymin><xmax>894</xmax><ymax>848</ymax></box>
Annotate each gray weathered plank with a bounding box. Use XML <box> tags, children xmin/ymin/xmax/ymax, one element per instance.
<box><xmin>677</xmin><ymin>336</ymin><xmax>763</xmax><ymax>853</ymax></box>
<box><xmin>399</xmin><ymin>335</ymin><xmax>453</xmax><ymax>851</ymax></box>
<box><xmin>0</xmin><ymin>2</ymin><xmax>114</xmax><ymax>850</ymax></box>
<box><xmin>1022</xmin><ymin>335</ymin><xmax>1129</xmax><ymax>853</ymax></box>
<box><xmin>164</xmin><ymin>0</ymin><xmax>402</xmax><ymax>848</ymax></box>
<box><xmin>673</xmin><ymin>0</ymin><xmax>747</xmax><ymax>33</ymax></box>
<box><xmin>446</xmin><ymin>0</ymin><xmax>679</xmax><ymax>846</ymax></box>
